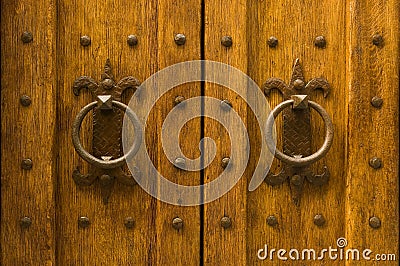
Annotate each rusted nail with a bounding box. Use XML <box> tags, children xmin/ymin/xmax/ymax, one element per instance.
<box><xmin>293</xmin><ymin>79</ymin><xmax>305</xmax><ymax>90</ymax></box>
<box><xmin>220</xmin><ymin>216</ymin><xmax>232</xmax><ymax>229</ymax></box>
<box><xmin>369</xmin><ymin>216</ymin><xmax>381</xmax><ymax>229</ymax></box>
<box><xmin>314</xmin><ymin>214</ymin><xmax>326</xmax><ymax>226</ymax></box>
<box><xmin>124</xmin><ymin>217</ymin><xmax>135</xmax><ymax>229</ymax></box>
<box><xmin>314</xmin><ymin>36</ymin><xmax>326</xmax><ymax>48</ymax></box>
<box><xmin>220</xmin><ymin>99</ymin><xmax>232</xmax><ymax>111</ymax></box>
<box><xmin>127</xmin><ymin>35</ymin><xmax>138</xmax><ymax>46</ymax></box>
<box><xmin>267</xmin><ymin>215</ymin><xmax>278</xmax><ymax>226</ymax></box>
<box><xmin>80</xmin><ymin>35</ymin><xmax>91</xmax><ymax>47</ymax></box>
<box><xmin>369</xmin><ymin>157</ymin><xmax>382</xmax><ymax>169</ymax></box>
<box><xmin>372</xmin><ymin>34</ymin><xmax>384</xmax><ymax>47</ymax></box>
<box><xmin>174</xmin><ymin>157</ymin><xmax>186</xmax><ymax>169</ymax></box>
<box><xmin>21</xmin><ymin>158</ymin><xmax>33</xmax><ymax>170</ymax></box>
<box><xmin>174</xmin><ymin>33</ymin><xmax>186</xmax><ymax>45</ymax></box>
<box><xmin>267</xmin><ymin>36</ymin><xmax>278</xmax><ymax>48</ymax></box>
<box><xmin>172</xmin><ymin>217</ymin><xmax>183</xmax><ymax>230</ymax></box>
<box><xmin>221</xmin><ymin>157</ymin><xmax>230</xmax><ymax>169</ymax></box>
<box><xmin>20</xmin><ymin>216</ymin><xmax>32</xmax><ymax>228</ymax></box>
<box><xmin>21</xmin><ymin>32</ymin><xmax>33</xmax><ymax>43</ymax></box>
<box><xmin>78</xmin><ymin>216</ymin><xmax>90</xmax><ymax>228</ymax></box>
<box><xmin>221</xmin><ymin>36</ymin><xmax>233</xmax><ymax>47</ymax></box>
<box><xmin>174</xmin><ymin>95</ymin><xmax>185</xmax><ymax>106</ymax></box>
<box><xmin>290</xmin><ymin>175</ymin><xmax>302</xmax><ymax>186</ymax></box>
<box><xmin>20</xmin><ymin>95</ymin><xmax>32</xmax><ymax>107</ymax></box>
<box><xmin>371</xmin><ymin>96</ymin><xmax>383</xmax><ymax>108</ymax></box>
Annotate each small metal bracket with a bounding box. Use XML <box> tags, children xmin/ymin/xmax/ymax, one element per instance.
<box><xmin>72</xmin><ymin>59</ymin><xmax>141</xmax><ymax>204</ymax></box>
<box><xmin>263</xmin><ymin>59</ymin><xmax>333</xmax><ymax>205</ymax></box>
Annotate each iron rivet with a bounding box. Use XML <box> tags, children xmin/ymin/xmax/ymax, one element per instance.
<box><xmin>290</xmin><ymin>175</ymin><xmax>302</xmax><ymax>186</ymax></box>
<box><xmin>267</xmin><ymin>215</ymin><xmax>278</xmax><ymax>226</ymax></box>
<box><xmin>172</xmin><ymin>217</ymin><xmax>183</xmax><ymax>230</ymax></box>
<box><xmin>21</xmin><ymin>158</ymin><xmax>33</xmax><ymax>170</ymax></box>
<box><xmin>221</xmin><ymin>157</ymin><xmax>230</xmax><ymax>169</ymax></box>
<box><xmin>268</xmin><ymin>36</ymin><xmax>278</xmax><ymax>48</ymax></box>
<box><xmin>372</xmin><ymin>34</ymin><xmax>384</xmax><ymax>47</ymax></box>
<box><xmin>127</xmin><ymin>35</ymin><xmax>138</xmax><ymax>46</ymax></box>
<box><xmin>102</xmin><ymin>78</ymin><xmax>114</xmax><ymax>90</ymax></box>
<box><xmin>293</xmin><ymin>79</ymin><xmax>305</xmax><ymax>90</ymax></box>
<box><xmin>220</xmin><ymin>99</ymin><xmax>232</xmax><ymax>111</ymax></box>
<box><xmin>371</xmin><ymin>96</ymin><xmax>383</xmax><ymax>108</ymax></box>
<box><xmin>99</xmin><ymin>174</ymin><xmax>113</xmax><ymax>186</ymax></box>
<box><xmin>220</xmin><ymin>216</ymin><xmax>232</xmax><ymax>229</ymax></box>
<box><xmin>369</xmin><ymin>157</ymin><xmax>382</xmax><ymax>169</ymax></box>
<box><xmin>21</xmin><ymin>32</ymin><xmax>33</xmax><ymax>43</ymax></box>
<box><xmin>369</xmin><ymin>216</ymin><xmax>381</xmax><ymax>229</ymax></box>
<box><xmin>314</xmin><ymin>214</ymin><xmax>326</xmax><ymax>226</ymax></box>
<box><xmin>80</xmin><ymin>35</ymin><xmax>91</xmax><ymax>47</ymax></box>
<box><xmin>221</xmin><ymin>36</ymin><xmax>233</xmax><ymax>47</ymax></box>
<box><xmin>20</xmin><ymin>216</ymin><xmax>32</xmax><ymax>228</ymax></box>
<box><xmin>20</xmin><ymin>95</ymin><xmax>32</xmax><ymax>107</ymax></box>
<box><xmin>314</xmin><ymin>36</ymin><xmax>326</xmax><ymax>48</ymax></box>
<box><xmin>78</xmin><ymin>216</ymin><xmax>90</xmax><ymax>228</ymax></box>
<box><xmin>174</xmin><ymin>33</ymin><xmax>186</xmax><ymax>45</ymax></box>
<box><xmin>174</xmin><ymin>95</ymin><xmax>185</xmax><ymax>106</ymax></box>
<box><xmin>174</xmin><ymin>157</ymin><xmax>186</xmax><ymax>169</ymax></box>
<box><xmin>124</xmin><ymin>217</ymin><xmax>135</xmax><ymax>229</ymax></box>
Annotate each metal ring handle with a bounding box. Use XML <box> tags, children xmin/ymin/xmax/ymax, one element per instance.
<box><xmin>72</xmin><ymin>100</ymin><xmax>142</xmax><ymax>169</ymax></box>
<box><xmin>266</xmin><ymin>99</ymin><xmax>334</xmax><ymax>167</ymax></box>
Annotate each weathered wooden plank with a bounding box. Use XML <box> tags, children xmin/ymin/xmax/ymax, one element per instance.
<box><xmin>346</xmin><ymin>0</ymin><xmax>399</xmax><ymax>265</ymax></box>
<box><xmin>56</xmin><ymin>0</ymin><xmax>158</xmax><ymax>264</ymax></box>
<box><xmin>1</xmin><ymin>0</ymin><xmax>57</xmax><ymax>264</ymax></box>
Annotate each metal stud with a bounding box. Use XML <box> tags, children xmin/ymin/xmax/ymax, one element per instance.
<box><xmin>371</xmin><ymin>96</ymin><xmax>383</xmax><ymax>108</ymax></box>
<box><xmin>372</xmin><ymin>34</ymin><xmax>384</xmax><ymax>47</ymax></box>
<box><xmin>221</xmin><ymin>36</ymin><xmax>233</xmax><ymax>47</ymax></box>
<box><xmin>267</xmin><ymin>36</ymin><xmax>278</xmax><ymax>48</ymax></box>
<box><xmin>220</xmin><ymin>216</ymin><xmax>232</xmax><ymax>229</ymax></box>
<box><xmin>220</xmin><ymin>99</ymin><xmax>232</xmax><ymax>111</ymax></box>
<box><xmin>290</xmin><ymin>175</ymin><xmax>302</xmax><ymax>186</ymax></box>
<box><xmin>174</xmin><ymin>157</ymin><xmax>186</xmax><ymax>169</ymax></box>
<box><xmin>221</xmin><ymin>157</ymin><xmax>230</xmax><ymax>169</ymax></box>
<box><xmin>80</xmin><ymin>35</ymin><xmax>91</xmax><ymax>47</ymax></box>
<box><xmin>174</xmin><ymin>95</ymin><xmax>185</xmax><ymax>106</ymax></box>
<box><xmin>124</xmin><ymin>217</ymin><xmax>135</xmax><ymax>229</ymax></box>
<box><xmin>314</xmin><ymin>214</ymin><xmax>326</xmax><ymax>226</ymax></box>
<box><xmin>369</xmin><ymin>216</ymin><xmax>381</xmax><ymax>229</ymax></box>
<box><xmin>21</xmin><ymin>158</ymin><xmax>33</xmax><ymax>170</ymax></box>
<box><xmin>78</xmin><ymin>216</ymin><xmax>90</xmax><ymax>228</ymax></box>
<box><xmin>369</xmin><ymin>157</ymin><xmax>382</xmax><ymax>169</ymax></box>
<box><xmin>21</xmin><ymin>32</ymin><xmax>33</xmax><ymax>43</ymax></box>
<box><xmin>267</xmin><ymin>215</ymin><xmax>278</xmax><ymax>226</ymax></box>
<box><xmin>174</xmin><ymin>33</ymin><xmax>186</xmax><ymax>45</ymax></box>
<box><xmin>172</xmin><ymin>217</ymin><xmax>183</xmax><ymax>230</ymax></box>
<box><xmin>293</xmin><ymin>79</ymin><xmax>305</xmax><ymax>90</ymax></box>
<box><xmin>127</xmin><ymin>35</ymin><xmax>138</xmax><ymax>46</ymax></box>
<box><xmin>314</xmin><ymin>36</ymin><xmax>326</xmax><ymax>48</ymax></box>
<box><xmin>20</xmin><ymin>216</ymin><xmax>32</xmax><ymax>228</ymax></box>
<box><xmin>20</xmin><ymin>95</ymin><xmax>32</xmax><ymax>107</ymax></box>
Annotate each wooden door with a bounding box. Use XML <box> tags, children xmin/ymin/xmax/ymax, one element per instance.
<box><xmin>1</xmin><ymin>0</ymin><xmax>398</xmax><ymax>265</ymax></box>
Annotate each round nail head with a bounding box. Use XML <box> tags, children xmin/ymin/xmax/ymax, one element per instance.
<box><xmin>267</xmin><ymin>215</ymin><xmax>278</xmax><ymax>226</ymax></box>
<box><xmin>268</xmin><ymin>36</ymin><xmax>278</xmax><ymax>48</ymax></box>
<box><xmin>293</xmin><ymin>79</ymin><xmax>305</xmax><ymax>90</ymax></box>
<box><xmin>124</xmin><ymin>217</ymin><xmax>135</xmax><ymax>229</ymax></box>
<box><xmin>172</xmin><ymin>217</ymin><xmax>183</xmax><ymax>230</ymax></box>
<box><xmin>20</xmin><ymin>216</ymin><xmax>32</xmax><ymax>228</ymax></box>
<box><xmin>221</xmin><ymin>157</ymin><xmax>230</xmax><ymax>169</ymax></box>
<box><xmin>371</xmin><ymin>96</ymin><xmax>383</xmax><ymax>108</ymax></box>
<box><xmin>314</xmin><ymin>36</ymin><xmax>326</xmax><ymax>48</ymax></box>
<box><xmin>221</xmin><ymin>36</ymin><xmax>233</xmax><ymax>47</ymax></box>
<box><xmin>369</xmin><ymin>157</ymin><xmax>382</xmax><ymax>169</ymax></box>
<box><xmin>80</xmin><ymin>36</ymin><xmax>91</xmax><ymax>47</ymax></box>
<box><xmin>21</xmin><ymin>32</ymin><xmax>33</xmax><ymax>43</ymax></box>
<box><xmin>290</xmin><ymin>175</ymin><xmax>302</xmax><ymax>186</ymax></box>
<box><xmin>314</xmin><ymin>214</ymin><xmax>326</xmax><ymax>226</ymax></box>
<box><xmin>21</xmin><ymin>158</ymin><xmax>33</xmax><ymax>170</ymax></box>
<box><xmin>372</xmin><ymin>34</ymin><xmax>384</xmax><ymax>46</ymax></box>
<box><xmin>20</xmin><ymin>95</ymin><xmax>32</xmax><ymax>106</ymax></box>
<box><xmin>174</xmin><ymin>34</ymin><xmax>186</xmax><ymax>45</ymax></box>
<box><xmin>127</xmin><ymin>35</ymin><xmax>138</xmax><ymax>46</ymax></box>
<box><xmin>369</xmin><ymin>216</ymin><xmax>381</xmax><ymax>229</ymax></box>
<box><xmin>174</xmin><ymin>95</ymin><xmax>185</xmax><ymax>106</ymax></box>
<box><xmin>78</xmin><ymin>216</ymin><xmax>90</xmax><ymax>228</ymax></box>
<box><xmin>220</xmin><ymin>216</ymin><xmax>232</xmax><ymax>229</ymax></box>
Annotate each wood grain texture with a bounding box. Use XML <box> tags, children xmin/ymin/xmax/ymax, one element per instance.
<box><xmin>346</xmin><ymin>0</ymin><xmax>399</xmax><ymax>265</ymax></box>
<box><xmin>1</xmin><ymin>0</ymin><xmax>57</xmax><ymax>264</ymax></box>
<box><xmin>203</xmin><ymin>0</ymin><xmax>248</xmax><ymax>265</ymax></box>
